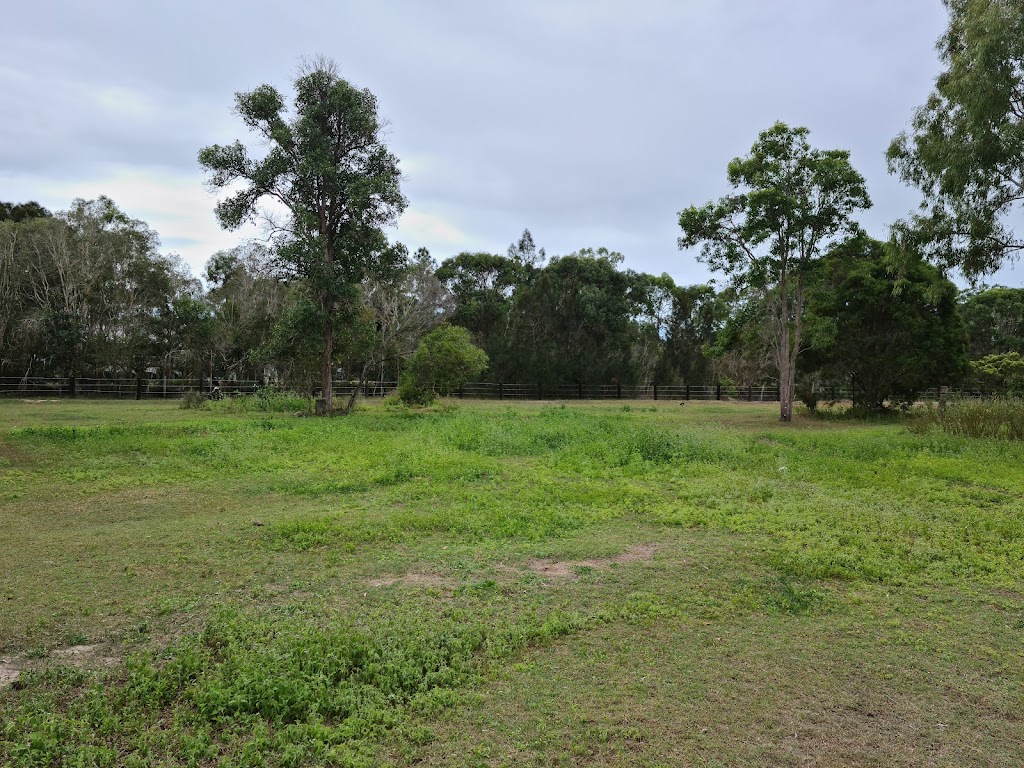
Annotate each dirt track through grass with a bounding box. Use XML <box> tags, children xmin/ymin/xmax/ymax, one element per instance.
<box><xmin>1</xmin><ymin>399</ymin><xmax>1022</xmax><ymax>766</ymax></box>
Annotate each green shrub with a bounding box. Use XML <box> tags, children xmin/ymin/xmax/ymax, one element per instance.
<box><xmin>809</xmin><ymin>404</ymin><xmax>905</xmax><ymax>422</ymax></box>
<box><xmin>0</xmin><ymin>603</ymin><xmax>614</xmax><ymax>767</ymax></box>
<box><xmin>399</xmin><ymin>325</ymin><xmax>488</xmax><ymax>405</ymax></box>
<box><xmin>179</xmin><ymin>390</ymin><xmax>207</xmax><ymax>410</ymax></box>
<box><xmin>207</xmin><ymin>388</ymin><xmax>311</xmax><ymax>414</ymax></box>
<box><xmin>396</xmin><ymin>373</ymin><xmax>437</xmax><ymax>406</ymax></box>
<box><xmin>796</xmin><ymin>379</ymin><xmax>820</xmax><ymax>411</ymax></box>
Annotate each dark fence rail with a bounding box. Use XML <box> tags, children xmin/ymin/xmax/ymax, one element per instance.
<box><xmin>0</xmin><ymin>377</ymin><xmax>982</xmax><ymax>403</ymax></box>
<box><xmin>0</xmin><ymin>377</ymin><xmax>262</xmax><ymax>399</ymax></box>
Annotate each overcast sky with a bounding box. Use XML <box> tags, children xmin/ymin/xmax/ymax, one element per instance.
<box><xmin>2</xmin><ymin>0</ymin><xmax>1021</xmax><ymax>287</ymax></box>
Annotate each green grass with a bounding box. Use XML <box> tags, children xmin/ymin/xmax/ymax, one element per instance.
<box><xmin>1</xmin><ymin>398</ymin><xmax>1022</xmax><ymax>766</ymax></box>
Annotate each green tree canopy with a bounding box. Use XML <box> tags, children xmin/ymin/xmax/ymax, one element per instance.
<box><xmin>436</xmin><ymin>251</ymin><xmax>522</xmax><ymax>380</ymax></box>
<box><xmin>510</xmin><ymin>248</ymin><xmax>641</xmax><ymax>388</ymax></box>
<box><xmin>960</xmin><ymin>286</ymin><xmax>1024</xmax><ymax>358</ymax></box>
<box><xmin>0</xmin><ymin>201</ymin><xmax>50</xmax><ymax>223</ymax></box>
<box><xmin>678</xmin><ymin>122</ymin><xmax>871</xmax><ymax>421</ymax></box>
<box><xmin>204</xmin><ymin>243</ymin><xmax>288</xmax><ymax>381</ymax></box>
<box><xmin>887</xmin><ymin>0</ymin><xmax>1024</xmax><ymax>276</ymax></box>
<box><xmin>802</xmin><ymin>237</ymin><xmax>967</xmax><ymax>410</ymax></box>
<box><xmin>199</xmin><ymin>57</ymin><xmax>406</xmax><ymax>411</ymax></box>
<box><xmin>0</xmin><ymin>197</ymin><xmax>196</xmax><ymax>384</ymax></box>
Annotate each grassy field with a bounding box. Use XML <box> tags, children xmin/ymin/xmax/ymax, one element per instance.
<box><xmin>0</xmin><ymin>398</ymin><xmax>1022</xmax><ymax>767</ymax></box>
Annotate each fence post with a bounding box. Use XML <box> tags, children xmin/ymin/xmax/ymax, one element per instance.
<box><xmin>499</xmin><ymin>382</ymin><xmax>504</xmax><ymax>400</ymax></box>
<box><xmin>617</xmin><ymin>382</ymin><xmax>622</xmax><ymax>399</ymax></box>
<box><xmin>136</xmin><ymin>375</ymin><xmax>143</xmax><ymax>401</ymax></box>
<box><xmin>716</xmin><ymin>382</ymin><xmax>721</xmax><ymax>401</ymax></box>
<box><xmin>458</xmin><ymin>385</ymin><xmax>464</xmax><ymax>399</ymax></box>
<box><xmin>747</xmin><ymin>385</ymin><xmax>752</xmax><ymax>402</ymax></box>
<box><xmin>69</xmin><ymin>375</ymin><xmax>77</xmax><ymax>399</ymax></box>
<box><xmin>653</xmin><ymin>383</ymin><xmax>658</xmax><ymax>401</ymax></box>
<box><xmin>685</xmin><ymin>384</ymin><xmax>690</xmax><ymax>401</ymax></box>
<box><xmin>578</xmin><ymin>382</ymin><xmax>583</xmax><ymax>399</ymax></box>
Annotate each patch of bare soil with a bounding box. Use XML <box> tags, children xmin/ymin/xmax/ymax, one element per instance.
<box><xmin>367</xmin><ymin>572</ymin><xmax>454</xmax><ymax>588</ymax></box>
<box><xmin>0</xmin><ymin>660</ymin><xmax>19</xmax><ymax>689</ymax></box>
<box><xmin>526</xmin><ymin>543</ymin><xmax>658</xmax><ymax>579</ymax></box>
<box><xmin>51</xmin><ymin>644</ymin><xmax>120</xmax><ymax>669</ymax></box>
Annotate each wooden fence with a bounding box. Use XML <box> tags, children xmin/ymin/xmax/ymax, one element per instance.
<box><xmin>0</xmin><ymin>377</ymin><xmax>970</xmax><ymax>403</ymax></box>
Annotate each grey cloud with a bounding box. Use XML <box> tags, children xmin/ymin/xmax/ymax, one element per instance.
<box><xmin>7</xmin><ymin>0</ymin><xmax>1019</xmax><ymax>286</ymax></box>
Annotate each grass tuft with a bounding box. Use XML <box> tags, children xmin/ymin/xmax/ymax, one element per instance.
<box><xmin>910</xmin><ymin>398</ymin><xmax>1024</xmax><ymax>440</ymax></box>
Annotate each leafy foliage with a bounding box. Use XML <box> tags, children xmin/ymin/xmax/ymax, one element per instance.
<box><xmin>199</xmin><ymin>58</ymin><xmax>406</xmax><ymax>409</ymax></box>
<box><xmin>0</xmin><ymin>200</ymin><xmax>50</xmax><ymax>223</ymax></box>
<box><xmin>179</xmin><ymin>390</ymin><xmax>207</xmax><ymax>410</ymax></box>
<box><xmin>206</xmin><ymin>388</ymin><xmax>312</xmax><ymax>414</ymax></box>
<box><xmin>0</xmin><ymin>196</ymin><xmax>202</xmax><ymax>382</ymax></box>
<box><xmin>960</xmin><ymin>286</ymin><xmax>1024</xmax><ymax>358</ymax></box>
<box><xmin>801</xmin><ymin>236</ymin><xmax>967</xmax><ymax>409</ymax></box>
<box><xmin>678</xmin><ymin>122</ymin><xmax>871</xmax><ymax>421</ymax></box>
<box><xmin>400</xmin><ymin>325</ymin><xmax>488</xmax><ymax>404</ymax></box>
<box><xmin>887</xmin><ymin>0</ymin><xmax>1024</xmax><ymax>276</ymax></box>
<box><xmin>970</xmin><ymin>352</ymin><xmax>1024</xmax><ymax>396</ymax></box>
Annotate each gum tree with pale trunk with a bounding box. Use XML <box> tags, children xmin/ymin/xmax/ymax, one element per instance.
<box><xmin>678</xmin><ymin>122</ymin><xmax>870</xmax><ymax>422</ymax></box>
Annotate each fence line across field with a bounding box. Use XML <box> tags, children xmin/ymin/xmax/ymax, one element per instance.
<box><xmin>0</xmin><ymin>377</ymin><xmax>976</xmax><ymax>403</ymax></box>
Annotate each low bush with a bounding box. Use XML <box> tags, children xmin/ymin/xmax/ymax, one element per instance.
<box><xmin>399</xmin><ymin>325</ymin><xmax>488</xmax><ymax>405</ymax></box>
<box><xmin>807</xmin><ymin>403</ymin><xmax>905</xmax><ymax>422</ymax></box>
<box><xmin>909</xmin><ymin>398</ymin><xmax>1024</xmax><ymax>440</ymax></box>
<box><xmin>396</xmin><ymin>373</ymin><xmax>437</xmax><ymax>406</ymax></box>
<box><xmin>206</xmin><ymin>388</ymin><xmax>311</xmax><ymax>414</ymax></box>
<box><xmin>179</xmin><ymin>390</ymin><xmax>207</xmax><ymax>410</ymax></box>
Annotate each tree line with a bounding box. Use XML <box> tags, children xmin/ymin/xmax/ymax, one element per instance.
<box><xmin>2</xmin><ymin>0</ymin><xmax>1022</xmax><ymax>417</ymax></box>
<box><xmin>2</xmin><ymin>197</ymin><xmax>1021</xmax><ymax>405</ymax></box>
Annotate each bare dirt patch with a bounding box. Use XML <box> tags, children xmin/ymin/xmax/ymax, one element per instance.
<box><xmin>51</xmin><ymin>644</ymin><xmax>120</xmax><ymax>669</ymax></box>
<box><xmin>367</xmin><ymin>572</ymin><xmax>454</xmax><ymax>589</ymax></box>
<box><xmin>525</xmin><ymin>543</ymin><xmax>658</xmax><ymax>579</ymax></box>
<box><xmin>0</xmin><ymin>660</ymin><xmax>19</xmax><ymax>689</ymax></box>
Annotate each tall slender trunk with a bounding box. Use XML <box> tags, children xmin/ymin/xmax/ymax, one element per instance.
<box><xmin>20</xmin><ymin>356</ymin><xmax>34</xmax><ymax>388</ymax></box>
<box><xmin>778</xmin><ymin>322</ymin><xmax>793</xmax><ymax>422</ymax></box>
<box><xmin>341</xmin><ymin>361</ymin><xmax>370</xmax><ymax>415</ymax></box>
<box><xmin>775</xmin><ymin>257</ymin><xmax>807</xmax><ymax>423</ymax></box>
<box><xmin>320</xmin><ymin>311</ymin><xmax>334</xmax><ymax>412</ymax></box>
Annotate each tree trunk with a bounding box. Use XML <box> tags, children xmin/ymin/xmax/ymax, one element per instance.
<box><xmin>341</xmin><ymin>361</ymin><xmax>370</xmax><ymax>415</ymax></box>
<box><xmin>779</xmin><ymin>365</ymin><xmax>793</xmax><ymax>421</ymax></box>
<box><xmin>777</xmin><ymin>318</ymin><xmax>794</xmax><ymax>422</ymax></box>
<box><xmin>320</xmin><ymin>311</ymin><xmax>334</xmax><ymax>413</ymax></box>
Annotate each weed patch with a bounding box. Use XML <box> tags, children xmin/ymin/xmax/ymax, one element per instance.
<box><xmin>910</xmin><ymin>398</ymin><xmax>1024</xmax><ymax>440</ymax></box>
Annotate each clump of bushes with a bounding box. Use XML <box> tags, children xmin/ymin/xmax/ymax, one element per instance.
<box><xmin>179</xmin><ymin>388</ymin><xmax>313</xmax><ymax>413</ymax></box>
<box><xmin>398</xmin><ymin>325</ymin><xmax>488</xmax><ymax>406</ymax></box>
<box><xmin>206</xmin><ymin>388</ymin><xmax>312</xmax><ymax>414</ymax></box>
<box><xmin>909</xmin><ymin>398</ymin><xmax>1024</xmax><ymax>440</ymax></box>
<box><xmin>179</xmin><ymin>390</ymin><xmax>207</xmax><ymax>410</ymax></box>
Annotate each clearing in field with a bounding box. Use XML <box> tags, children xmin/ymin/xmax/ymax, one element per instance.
<box><xmin>0</xmin><ymin>399</ymin><xmax>1022</xmax><ymax>767</ymax></box>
